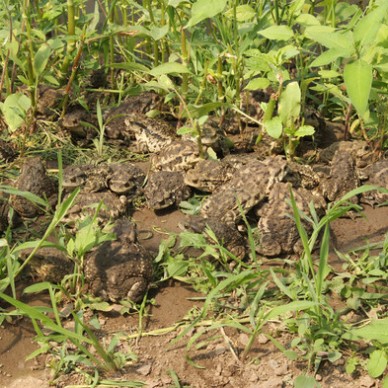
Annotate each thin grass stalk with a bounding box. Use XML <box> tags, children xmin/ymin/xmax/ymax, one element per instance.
<box><xmin>0</xmin><ymin>0</ymin><xmax>13</xmax><ymax>99</ymax></box>
<box><xmin>61</xmin><ymin>0</ymin><xmax>76</xmax><ymax>74</ymax></box>
<box><xmin>14</xmin><ymin>188</ymin><xmax>80</xmax><ymax>279</ymax></box>
<box><xmin>180</xmin><ymin>28</ymin><xmax>188</xmax><ymax>100</ymax></box>
<box><xmin>316</xmin><ymin>223</ymin><xmax>330</xmax><ymax>300</ymax></box>
<box><xmin>21</xmin><ymin>0</ymin><xmax>36</xmax><ymax>110</ymax></box>
<box><xmin>61</xmin><ymin>29</ymin><xmax>86</xmax><ymax>118</ymax></box>
<box><xmin>194</xmin><ymin>60</ymin><xmax>208</xmax><ymax>105</ymax></box>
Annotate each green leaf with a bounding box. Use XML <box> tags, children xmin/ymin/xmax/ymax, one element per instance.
<box><xmin>264</xmin><ymin>116</ymin><xmax>282</xmax><ymax>139</ymax></box>
<box><xmin>167</xmin><ymin>256</ymin><xmax>189</xmax><ymax>278</ymax></box>
<box><xmin>168</xmin><ymin>0</ymin><xmax>189</xmax><ymax>7</ymax></box>
<box><xmin>265</xmin><ymin>301</ymin><xmax>316</xmax><ymax>321</ymax></box>
<box><xmin>259</xmin><ymin>25</ymin><xmax>294</xmax><ymax>41</ymax></box>
<box><xmin>367</xmin><ymin>350</ymin><xmax>387</xmax><ymax>378</ymax></box>
<box><xmin>278</xmin><ymin>81</ymin><xmax>301</xmax><ymax>127</ymax></box>
<box><xmin>318</xmin><ymin>70</ymin><xmax>340</xmax><ymax>79</ymax></box>
<box><xmin>294</xmin><ymin>125</ymin><xmax>315</xmax><ymax>138</ymax></box>
<box><xmin>345</xmin><ymin>356</ymin><xmax>359</xmax><ymax>374</ymax></box>
<box><xmin>0</xmin><ymin>93</ymin><xmax>31</xmax><ymax>132</ymax></box>
<box><xmin>344</xmin><ymin>318</ymin><xmax>388</xmax><ymax>345</ymax></box>
<box><xmin>343</xmin><ymin>59</ymin><xmax>372</xmax><ymax>118</ymax></box>
<box><xmin>43</xmin><ymin>75</ymin><xmax>60</xmax><ymax>86</ymax></box>
<box><xmin>149</xmin><ymin>25</ymin><xmax>169</xmax><ymax>41</ymax></box>
<box><xmin>149</xmin><ymin>62</ymin><xmax>192</xmax><ymax>76</ymax></box>
<box><xmin>294</xmin><ymin>374</ymin><xmax>320</xmax><ymax>388</ymax></box>
<box><xmin>244</xmin><ymin>77</ymin><xmax>270</xmax><ymax>91</ymax></box>
<box><xmin>224</xmin><ymin>5</ymin><xmax>256</xmax><ymax>22</ymax></box>
<box><xmin>305</xmin><ymin>26</ymin><xmax>354</xmax><ymax>51</ymax></box>
<box><xmin>186</xmin><ymin>0</ymin><xmax>227</xmax><ymax>28</ymax></box>
<box><xmin>33</xmin><ymin>44</ymin><xmax>51</xmax><ymax>77</ymax></box>
<box><xmin>353</xmin><ymin>4</ymin><xmax>388</xmax><ymax>53</ymax></box>
<box><xmin>295</xmin><ymin>13</ymin><xmax>320</xmax><ymax>27</ymax></box>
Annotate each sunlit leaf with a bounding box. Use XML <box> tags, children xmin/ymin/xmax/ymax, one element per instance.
<box><xmin>149</xmin><ymin>62</ymin><xmax>192</xmax><ymax>76</ymax></box>
<box><xmin>294</xmin><ymin>125</ymin><xmax>315</xmax><ymax>138</ymax></box>
<box><xmin>259</xmin><ymin>25</ymin><xmax>294</xmax><ymax>41</ymax></box>
<box><xmin>0</xmin><ymin>93</ymin><xmax>31</xmax><ymax>132</ymax></box>
<box><xmin>278</xmin><ymin>81</ymin><xmax>301</xmax><ymax>127</ymax></box>
<box><xmin>305</xmin><ymin>26</ymin><xmax>354</xmax><ymax>51</ymax></box>
<box><xmin>264</xmin><ymin>116</ymin><xmax>282</xmax><ymax>139</ymax></box>
<box><xmin>34</xmin><ymin>44</ymin><xmax>51</xmax><ymax>77</ymax></box>
<box><xmin>344</xmin><ymin>318</ymin><xmax>388</xmax><ymax>344</ymax></box>
<box><xmin>186</xmin><ymin>0</ymin><xmax>227</xmax><ymax>28</ymax></box>
<box><xmin>244</xmin><ymin>77</ymin><xmax>270</xmax><ymax>91</ymax></box>
<box><xmin>343</xmin><ymin>59</ymin><xmax>372</xmax><ymax>118</ymax></box>
<box><xmin>367</xmin><ymin>350</ymin><xmax>387</xmax><ymax>378</ymax></box>
<box><xmin>224</xmin><ymin>4</ymin><xmax>256</xmax><ymax>22</ymax></box>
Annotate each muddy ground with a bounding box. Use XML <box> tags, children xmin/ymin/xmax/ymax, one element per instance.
<box><xmin>1</xmin><ymin>204</ymin><xmax>387</xmax><ymax>388</ymax></box>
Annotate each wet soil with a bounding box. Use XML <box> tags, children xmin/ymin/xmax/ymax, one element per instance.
<box><xmin>1</xmin><ymin>205</ymin><xmax>387</xmax><ymax>388</ymax></box>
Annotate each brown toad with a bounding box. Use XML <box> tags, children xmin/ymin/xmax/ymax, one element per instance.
<box><xmin>358</xmin><ymin>159</ymin><xmax>388</xmax><ymax>206</ymax></box>
<box><xmin>255</xmin><ymin>182</ymin><xmax>326</xmax><ymax>257</ymax></box>
<box><xmin>319</xmin><ymin>151</ymin><xmax>359</xmax><ymax>203</ymax></box>
<box><xmin>104</xmin><ymin>92</ymin><xmax>166</xmax><ymax>143</ymax></box>
<box><xmin>64</xmin><ymin>191</ymin><xmax>128</xmax><ymax>224</ymax></box>
<box><xmin>200</xmin><ymin>156</ymin><xmax>288</xmax><ymax>225</ymax></box>
<box><xmin>184</xmin><ymin>159</ymin><xmax>236</xmax><ymax>193</ymax></box>
<box><xmin>84</xmin><ymin>218</ymin><xmax>153</xmax><ymax>302</ymax></box>
<box><xmin>318</xmin><ymin>140</ymin><xmax>374</xmax><ymax>167</ymax></box>
<box><xmin>10</xmin><ymin>157</ymin><xmax>58</xmax><ymax>218</ymax></box>
<box><xmin>144</xmin><ymin>171</ymin><xmax>192</xmax><ymax>210</ymax></box>
<box><xmin>63</xmin><ymin>162</ymin><xmax>145</xmax><ymax>199</ymax></box>
<box><xmin>150</xmin><ymin>140</ymin><xmax>201</xmax><ymax>172</ymax></box>
<box><xmin>21</xmin><ymin>246</ymin><xmax>74</xmax><ymax>283</ymax></box>
<box><xmin>0</xmin><ymin>140</ymin><xmax>17</xmax><ymax>163</ymax></box>
<box><xmin>61</xmin><ymin>107</ymin><xmax>97</xmax><ymax>142</ymax></box>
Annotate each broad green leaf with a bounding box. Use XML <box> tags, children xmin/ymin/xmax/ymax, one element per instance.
<box><xmin>149</xmin><ymin>25</ymin><xmax>169</xmax><ymax>41</ymax></box>
<box><xmin>264</xmin><ymin>116</ymin><xmax>282</xmax><ymax>139</ymax></box>
<box><xmin>367</xmin><ymin>350</ymin><xmax>387</xmax><ymax>378</ymax></box>
<box><xmin>345</xmin><ymin>357</ymin><xmax>359</xmax><ymax>375</ymax></box>
<box><xmin>184</xmin><ymin>102</ymin><xmax>223</xmax><ymax>118</ymax></box>
<box><xmin>168</xmin><ymin>0</ymin><xmax>188</xmax><ymax>7</ymax></box>
<box><xmin>33</xmin><ymin>44</ymin><xmax>51</xmax><ymax>77</ymax></box>
<box><xmin>155</xmin><ymin>74</ymin><xmax>176</xmax><ymax>91</ymax></box>
<box><xmin>278</xmin><ymin>81</ymin><xmax>301</xmax><ymax>127</ymax></box>
<box><xmin>344</xmin><ymin>318</ymin><xmax>388</xmax><ymax>344</ymax></box>
<box><xmin>43</xmin><ymin>75</ymin><xmax>60</xmax><ymax>86</ymax></box>
<box><xmin>294</xmin><ymin>374</ymin><xmax>320</xmax><ymax>388</ymax></box>
<box><xmin>244</xmin><ymin>77</ymin><xmax>270</xmax><ymax>91</ymax></box>
<box><xmin>167</xmin><ymin>257</ymin><xmax>189</xmax><ymax>278</ymax></box>
<box><xmin>149</xmin><ymin>62</ymin><xmax>192</xmax><ymax>76</ymax></box>
<box><xmin>259</xmin><ymin>25</ymin><xmax>294</xmax><ymax>41</ymax></box>
<box><xmin>224</xmin><ymin>5</ymin><xmax>256</xmax><ymax>22</ymax></box>
<box><xmin>343</xmin><ymin>59</ymin><xmax>372</xmax><ymax>118</ymax></box>
<box><xmin>294</xmin><ymin>125</ymin><xmax>315</xmax><ymax>138</ymax></box>
<box><xmin>305</xmin><ymin>26</ymin><xmax>354</xmax><ymax>51</ymax></box>
<box><xmin>245</xmin><ymin>55</ymin><xmax>271</xmax><ymax>73</ymax></box>
<box><xmin>318</xmin><ymin>70</ymin><xmax>340</xmax><ymax>79</ymax></box>
<box><xmin>277</xmin><ymin>44</ymin><xmax>300</xmax><ymax>60</ymax></box>
<box><xmin>295</xmin><ymin>13</ymin><xmax>320</xmax><ymax>27</ymax></box>
<box><xmin>185</xmin><ymin>0</ymin><xmax>227</xmax><ymax>28</ymax></box>
<box><xmin>0</xmin><ymin>93</ymin><xmax>31</xmax><ymax>132</ymax></box>
<box><xmin>265</xmin><ymin>301</ymin><xmax>316</xmax><ymax>321</ymax></box>
<box><xmin>353</xmin><ymin>4</ymin><xmax>388</xmax><ymax>53</ymax></box>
